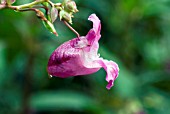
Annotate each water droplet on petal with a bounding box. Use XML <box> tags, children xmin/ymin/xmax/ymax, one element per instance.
<box><xmin>48</xmin><ymin>74</ymin><xmax>53</xmax><ymax>78</ymax></box>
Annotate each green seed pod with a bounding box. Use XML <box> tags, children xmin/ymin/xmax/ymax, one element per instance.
<box><xmin>42</xmin><ymin>20</ymin><xmax>58</xmax><ymax>36</ymax></box>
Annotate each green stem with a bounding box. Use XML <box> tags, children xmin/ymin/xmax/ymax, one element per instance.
<box><xmin>14</xmin><ymin>0</ymin><xmax>49</xmax><ymax>10</ymax></box>
<box><xmin>48</xmin><ymin>0</ymin><xmax>54</xmax><ymax>7</ymax></box>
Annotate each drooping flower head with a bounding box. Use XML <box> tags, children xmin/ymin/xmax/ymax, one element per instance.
<box><xmin>47</xmin><ymin>14</ymin><xmax>119</xmax><ymax>90</ymax></box>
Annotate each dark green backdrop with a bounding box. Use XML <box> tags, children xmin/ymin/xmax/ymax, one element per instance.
<box><xmin>0</xmin><ymin>0</ymin><xmax>170</xmax><ymax>114</ymax></box>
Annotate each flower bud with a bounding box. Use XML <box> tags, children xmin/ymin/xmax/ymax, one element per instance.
<box><xmin>50</xmin><ymin>7</ymin><xmax>58</xmax><ymax>23</ymax></box>
<box><xmin>59</xmin><ymin>10</ymin><xmax>72</xmax><ymax>24</ymax></box>
<box><xmin>65</xmin><ymin>1</ymin><xmax>78</xmax><ymax>13</ymax></box>
<box><xmin>62</xmin><ymin>0</ymin><xmax>71</xmax><ymax>5</ymax></box>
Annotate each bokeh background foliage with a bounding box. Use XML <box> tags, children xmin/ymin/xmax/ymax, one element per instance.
<box><xmin>0</xmin><ymin>0</ymin><xmax>170</xmax><ymax>114</ymax></box>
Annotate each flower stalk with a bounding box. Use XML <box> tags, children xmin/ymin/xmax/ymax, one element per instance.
<box><xmin>63</xmin><ymin>20</ymin><xmax>80</xmax><ymax>38</ymax></box>
<box><xmin>15</xmin><ymin>0</ymin><xmax>49</xmax><ymax>10</ymax></box>
<box><xmin>1</xmin><ymin>0</ymin><xmax>79</xmax><ymax>37</ymax></box>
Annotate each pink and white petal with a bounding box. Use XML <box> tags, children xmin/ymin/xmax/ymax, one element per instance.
<box><xmin>48</xmin><ymin>39</ymin><xmax>81</xmax><ymax>77</ymax></box>
<box><xmin>88</xmin><ymin>14</ymin><xmax>101</xmax><ymax>37</ymax></box>
<box><xmin>97</xmin><ymin>58</ymin><xmax>119</xmax><ymax>89</ymax></box>
<box><xmin>73</xmin><ymin>37</ymin><xmax>89</xmax><ymax>49</ymax></box>
<box><xmin>47</xmin><ymin>13</ymin><xmax>119</xmax><ymax>90</ymax></box>
<box><xmin>85</xmin><ymin>29</ymin><xmax>96</xmax><ymax>46</ymax></box>
<box><xmin>48</xmin><ymin>38</ymin><xmax>100</xmax><ymax>77</ymax></box>
<box><xmin>86</xmin><ymin>14</ymin><xmax>101</xmax><ymax>45</ymax></box>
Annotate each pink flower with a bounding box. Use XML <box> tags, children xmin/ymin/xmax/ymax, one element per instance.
<box><xmin>47</xmin><ymin>14</ymin><xmax>119</xmax><ymax>89</ymax></box>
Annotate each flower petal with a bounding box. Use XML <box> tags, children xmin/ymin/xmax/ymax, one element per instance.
<box><xmin>97</xmin><ymin>59</ymin><xmax>119</xmax><ymax>89</ymax></box>
<box><xmin>86</xmin><ymin>14</ymin><xmax>101</xmax><ymax>48</ymax></box>
<box><xmin>88</xmin><ymin>14</ymin><xmax>101</xmax><ymax>37</ymax></box>
<box><xmin>47</xmin><ymin>38</ymin><xmax>100</xmax><ymax>78</ymax></box>
<box><xmin>47</xmin><ymin>14</ymin><xmax>119</xmax><ymax>90</ymax></box>
<box><xmin>86</xmin><ymin>14</ymin><xmax>101</xmax><ymax>53</ymax></box>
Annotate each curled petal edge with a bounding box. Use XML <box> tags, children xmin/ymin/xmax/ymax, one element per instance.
<box><xmin>86</xmin><ymin>14</ymin><xmax>101</xmax><ymax>47</ymax></box>
<box><xmin>96</xmin><ymin>59</ymin><xmax>119</xmax><ymax>89</ymax></box>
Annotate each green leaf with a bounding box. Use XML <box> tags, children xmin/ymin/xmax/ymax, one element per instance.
<box><xmin>29</xmin><ymin>90</ymin><xmax>101</xmax><ymax>112</ymax></box>
<box><xmin>0</xmin><ymin>41</ymin><xmax>6</xmax><ymax>86</ymax></box>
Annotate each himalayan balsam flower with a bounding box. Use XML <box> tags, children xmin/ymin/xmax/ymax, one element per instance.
<box><xmin>47</xmin><ymin>14</ymin><xmax>119</xmax><ymax>89</ymax></box>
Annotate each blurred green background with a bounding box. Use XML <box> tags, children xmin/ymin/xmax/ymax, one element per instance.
<box><xmin>0</xmin><ymin>0</ymin><xmax>170</xmax><ymax>114</ymax></box>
